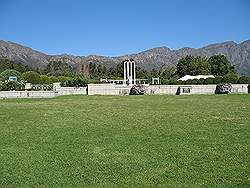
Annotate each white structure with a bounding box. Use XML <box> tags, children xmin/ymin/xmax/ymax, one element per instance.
<box><xmin>123</xmin><ymin>59</ymin><xmax>136</xmax><ymax>85</ymax></box>
<box><xmin>178</xmin><ymin>75</ymin><xmax>215</xmax><ymax>81</ymax></box>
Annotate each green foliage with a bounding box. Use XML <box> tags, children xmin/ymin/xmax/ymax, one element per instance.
<box><xmin>208</xmin><ymin>55</ymin><xmax>236</xmax><ymax>76</ymax></box>
<box><xmin>108</xmin><ymin>63</ymin><xmax>124</xmax><ymax>79</ymax></box>
<box><xmin>169</xmin><ymin>77</ymin><xmax>178</xmax><ymax>85</ymax></box>
<box><xmin>49</xmin><ymin>76</ymin><xmax>59</xmax><ymax>83</ymax></box>
<box><xmin>177</xmin><ymin>56</ymin><xmax>210</xmax><ymax>77</ymax></box>
<box><xmin>197</xmin><ymin>78</ymin><xmax>205</xmax><ymax>85</ymax></box>
<box><xmin>21</xmin><ymin>71</ymin><xmax>41</xmax><ymax>84</ymax></box>
<box><xmin>213</xmin><ymin>76</ymin><xmax>223</xmax><ymax>84</ymax></box>
<box><xmin>0</xmin><ymin>80</ymin><xmax>25</xmax><ymax>91</ymax></box>
<box><xmin>64</xmin><ymin>76</ymin><xmax>89</xmax><ymax>87</ymax></box>
<box><xmin>0</xmin><ymin>69</ymin><xmax>21</xmax><ymax>81</ymax></box>
<box><xmin>160</xmin><ymin>66</ymin><xmax>177</xmax><ymax>79</ymax></box>
<box><xmin>136</xmin><ymin>67</ymin><xmax>150</xmax><ymax>79</ymax></box>
<box><xmin>0</xmin><ymin>59</ymin><xmax>32</xmax><ymax>73</ymax></box>
<box><xmin>176</xmin><ymin>55</ymin><xmax>194</xmax><ymax>77</ymax></box>
<box><xmin>45</xmin><ymin>61</ymin><xmax>74</xmax><ymax>76</ymax></box>
<box><xmin>40</xmin><ymin>75</ymin><xmax>51</xmax><ymax>84</ymax></box>
<box><xmin>222</xmin><ymin>73</ymin><xmax>238</xmax><ymax>83</ymax></box>
<box><xmin>191</xmin><ymin>79</ymin><xmax>198</xmax><ymax>85</ymax></box>
<box><xmin>204</xmin><ymin>77</ymin><xmax>214</xmax><ymax>84</ymax></box>
<box><xmin>160</xmin><ymin>78</ymin><xmax>169</xmax><ymax>85</ymax></box>
<box><xmin>237</xmin><ymin>76</ymin><xmax>250</xmax><ymax>84</ymax></box>
<box><xmin>185</xmin><ymin>79</ymin><xmax>192</xmax><ymax>85</ymax></box>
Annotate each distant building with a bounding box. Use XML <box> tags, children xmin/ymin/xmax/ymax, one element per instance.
<box><xmin>178</xmin><ymin>75</ymin><xmax>215</xmax><ymax>81</ymax></box>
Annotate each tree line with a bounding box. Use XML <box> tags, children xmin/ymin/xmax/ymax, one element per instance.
<box><xmin>0</xmin><ymin>54</ymin><xmax>249</xmax><ymax>91</ymax></box>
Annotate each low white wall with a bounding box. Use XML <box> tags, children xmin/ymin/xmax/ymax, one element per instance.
<box><xmin>231</xmin><ymin>84</ymin><xmax>249</xmax><ymax>93</ymax></box>
<box><xmin>0</xmin><ymin>91</ymin><xmax>55</xmax><ymax>99</ymax></box>
<box><xmin>87</xmin><ymin>84</ymin><xmax>131</xmax><ymax>95</ymax></box>
<box><xmin>0</xmin><ymin>86</ymin><xmax>87</xmax><ymax>99</ymax></box>
<box><xmin>56</xmin><ymin>87</ymin><xmax>87</xmax><ymax>95</ymax></box>
<box><xmin>87</xmin><ymin>84</ymin><xmax>249</xmax><ymax>95</ymax></box>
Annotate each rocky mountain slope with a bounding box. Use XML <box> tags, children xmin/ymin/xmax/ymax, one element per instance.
<box><xmin>0</xmin><ymin>40</ymin><xmax>249</xmax><ymax>76</ymax></box>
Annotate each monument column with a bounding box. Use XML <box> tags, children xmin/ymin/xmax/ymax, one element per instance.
<box><xmin>129</xmin><ymin>60</ymin><xmax>133</xmax><ymax>84</ymax></box>
<box><xmin>126</xmin><ymin>60</ymin><xmax>129</xmax><ymax>85</ymax></box>
<box><xmin>123</xmin><ymin>61</ymin><xmax>126</xmax><ymax>84</ymax></box>
<box><xmin>133</xmin><ymin>61</ymin><xmax>136</xmax><ymax>85</ymax></box>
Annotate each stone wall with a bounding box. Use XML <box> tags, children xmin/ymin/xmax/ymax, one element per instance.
<box><xmin>87</xmin><ymin>84</ymin><xmax>249</xmax><ymax>95</ymax></box>
<box><xmin>0</xmin><ymin>86</ymin><xmax>87</xmax><ymax>99</ymax></box>
<box><xmin>0</xmin><ymin>91</ymin><xmax>55</xmax><ymax>99</ymax></box>
<box><xmin>0</xmin><ymin>84</ymin><xmax>248</xmax><ymax>98</ymax></box>
<box><xmin>87</xmin><ymin>84</ymin><xmax>131</xmax><ymax>95</ymax></box>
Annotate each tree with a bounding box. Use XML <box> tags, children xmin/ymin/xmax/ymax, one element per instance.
<box><xmin>160</xmin><ymin>78</ymin><xmax>169</xmax><ymax>85</ymax></box>
<box><xmin>160</xmin><ymin>65</ymin><xmax>176</xmax><ymax>79</ymax></box>
<box><xmin>21</xmin><ymin>71</ymin><xmax>41</xmax><ymax>84</ymax></box>
<box><xmin>177</xmin><ymin>56</ymin><xmax>210</xmax><ymax>77</ymax></box>
<box><xmin>0</xmin><ymin>81</ymin><xmax>25</xmax><ymax>91</ymax></box>
<box><xmin>65</xmin><ymin>76</ymin><xmax>89</xmax><ymax>87</ymax></box>
<box><xmin>208</xmin><ymin>55</ymin><xmax>235</xmax><ymax>76</ymax></box>
<box><xmin>169</xmin><ymin>77</ymin><xmax>178</xmax><ymax>85</ymax></box>
<box><xmin>0</xmin><ymin>59</ymin><xmax>32</xmax><ymax>73</ymax></box>
<box><xmin>204</xmin><ymin>77</ymin><xmax>214</xmax><ymax>84</ymax></box>
<box><xmin>197</xmin><ymin>78</ymin><xmax>205</xmax><ymax>85</ymax></box>
<box><xmin>0</xmin><ymin>69</ymin><xmax>21</xmax><ymax>81</ymax></box>
<box><xmin>222</xmin><ymin>73</ymin><xmax>238</xmax><ymax>83</ymax></box>
<box><xmin>237</xmin><ymin>76</ymin><xmax>250</xmax><ymax>84</ymax></box>
<box><xmin>40</xmin><ymin>75</ymin><xmax>51</xmax><ymax>84</ymax></box>
<box><xmin>176</xmin><ymin>55</ymin><xmax>194</xmax><ymax>77</ymax></box>
<box><xmin>189</xmin><ymin>57</ymin><xmax>210</xmax><ymax>75</ymax></box>
<box><xmin>136</xmin><ymin>67</ymin><xmax>149</xmax><ymax>79</ymax></box>
<box><xmin>213</xmin><ymin>76</ymin><xmax>223</xmax><ymax>84</ymax></box>
<box><xmin>45</xmin><ymin>61</ymin><xmax>74</xmax><ymax>76</ymax></box>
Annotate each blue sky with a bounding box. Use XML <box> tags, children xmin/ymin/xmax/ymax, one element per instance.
<box><xmin>0</xmin><ymin>0</ymin><xmax>249</xmax><ymax>56</ymax></box>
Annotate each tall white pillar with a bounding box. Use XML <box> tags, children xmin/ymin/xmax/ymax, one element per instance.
<box><xmin>126</xmin><ymin>61</ymin><xmax>129</xmax><ymax>85</ymax></box>
<box><xmin>123</xmin><ymin>61</ymin><xmax>126</xmax><ymax>84</ymax></box>
<box><xmin>133</xmin><ymin>61</ymin><xmax>136</xmax><ymax>85</ymax></box>
<box><xmin>129</xmin><ymin>60</ymin><xmax>133</xmax><ymax>84</ymax></box>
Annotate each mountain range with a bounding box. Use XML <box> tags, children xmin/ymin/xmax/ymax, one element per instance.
<box><xmin>0</xmin><ymin>40</ymin><xmax>249</xmax><ymax>76</ymax></box>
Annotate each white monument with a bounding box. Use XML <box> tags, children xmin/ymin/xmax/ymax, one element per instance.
<box><xmin>123</xmin><ymin>59</ymin><xmax>136</xmax><ymax>85</ymax></box>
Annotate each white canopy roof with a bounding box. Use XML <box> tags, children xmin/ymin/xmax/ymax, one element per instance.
<box><xmin>178</xmin><ymin>75</ymin><xmax>215</xmax><ymax>81</ymax></box>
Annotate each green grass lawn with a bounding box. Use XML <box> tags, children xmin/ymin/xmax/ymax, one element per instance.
<box><xmin>0</xmin><ymin>94</ymin><xmax>249</xmax><ymax>187</ymax></box>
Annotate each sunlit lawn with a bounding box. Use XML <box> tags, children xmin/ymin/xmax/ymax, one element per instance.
<box><xmin>0</xmin><ymin>94</ymin><xmax>249</xmax><ymax>187</ymax></box>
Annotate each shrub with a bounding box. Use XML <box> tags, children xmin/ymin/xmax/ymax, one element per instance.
<box><xmin>213</xmin><ymin>76</ymin><xmax>223</xmax><ymax>84</ymax></box>
<box><xmin>185</xmin><ymin>79</ymin><xmax>192</xmax><ymax>85</ymax></box>
<box><xmin>191</xmin><ymin>79</ymin><xmax>198</xmax><ymax>85</ymax></box>
<box><xmin>204</xmin><ymin>77</ymin><xmax>214</xmax><ymax>84</ymax></box>
<box><xmin>0</xmin><ymin>69</ymin><xmax>21</xmax><ymax>81</ymax></box>
<box><xmin>49</xmin><ymin>76</ymin><xmax>59</xmax><ymax>83</ymax></box>
<box><xmin>222</xmin><ymin>73</ymin><xmax>238</xmax><ymax>84</ymax></box>
<box><xmin>21</xmin><ymin>71</ymin><xmax>41</xmax><ymax>84</ymax></box>
<box><xmin>237</xmin><ymin>76</ymin><xmax>250</xmax><ymax>84</ymax></box>
<box><xmin>40</xmin><ymin>75</ymin><xmax>51</xmax><ymax>84</ymax></box>
<box><xmin>64</xmin><ymin>76</ymin><xmax>89</xmax><ymax>87</ymax></box>
<box><xmin>169</xmin><ymin>78</ymin><xmax>178</xmax><ymax>85</ymax></box>
<box><xmin>160</xmin><ymin>78</ymin><xmax>169</xmax><ymax>85</ymax></box>
<box><xmin>0</xmin><ymin>80</ymin><xmax>25</xmax><ymax>91</ymax></box>
<box><xmin>197</xmin><ymin>78</ymin><xmax>205</xmax><ymax>85</ymax></box>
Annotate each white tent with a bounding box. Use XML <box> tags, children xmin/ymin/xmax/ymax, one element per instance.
<box><xmin>178</xmin><ymin>75</ymin><xmax>215</xmax><ymax>81</ymax></box>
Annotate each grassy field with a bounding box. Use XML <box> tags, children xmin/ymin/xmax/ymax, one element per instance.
<box><xmin>0</xmin><ymin>94</ymin><xmax>249</xmax><ymax>187</ymax></box>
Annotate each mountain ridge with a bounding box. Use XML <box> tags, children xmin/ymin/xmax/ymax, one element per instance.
<box><xmin>0</xmin><ymin>40</ymin><xmax>249</xmax><ymax>76</ymax></box>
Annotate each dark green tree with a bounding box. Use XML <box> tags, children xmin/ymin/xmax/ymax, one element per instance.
<box><xmin>208</xmin><ymin>55</ymin><xmax>235</xmax><ymax>76</ymax></box>
<box><xmin>0</xmin><ymin>69</ymin><xmax>21</xmax><ymax>81</ymax></box>
<box><xmin>176</xmin><ymin>55</ymin><xmax>194</xmax><ymax>77</ymax></box>
<box><xmin>0</xmin><ymin>59</ymin><xmax>32</xmax><ymax>73</ymax></box>
<box><xmin>45</xmin><ymin>61</ymin><xmax>73</xmax><ymax>76</ymax></box>
<box><xmin>21</xmin><ymin>71</ymin><xmax>41</xmax><ymax>84</ymax></box>
<box><xmin>237</xmin><ymin>76</ymin><xmax>250</xmax><ymax>84</ymax></box>
<box><xmin>222</xmin><ymin>73</ymin><xmax>238</xmax><ymax>83</ymax></box>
